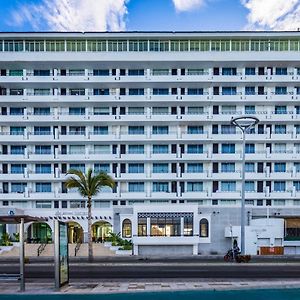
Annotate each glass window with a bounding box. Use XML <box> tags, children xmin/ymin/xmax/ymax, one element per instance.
<box><xmin>221</xmin><ymin>163</ymin><xmax>235</xmax><ymax>172</ymax></box>
<box><xmin>275</xmin><ymin>125</ymin><xmax>286</xmax><ymax>134</ymax></box>
<box><xmin>245</xmin><ymin>105</ymin><xmax>256</xmax><ymax>114</ymax></box>
<box><xmin>153</xmin><ymin>145</ymin><xmax>168</xmax><ymax>154</ymax></box>
<box><xmin>35</xmin><ymin>164</ymin><xmax>51</xmax><ymax>174</ymax></box>
<box><xmin>34</xmin><ymin>107</ymin><xmax>50</xmax><ymax>115</ymax></box>
<box><xmin>222</xmin><ymin>87</ymin><xmax>237</xmax><ymax>95</ymax></box>
<box><xmin>187</xmin><ymin>163</ymin><xmax>203</xmax><ymax>173</ymax></box>
<box><xmin>275</xmin><ymin>68</ymin><xmax>287</xmax><ymax>75</ymax></box>
<box><xmin>69</xmin><ymin>164</ymin><xmax>85</xmax><ymax>172</ymax></box>
<box><xmin>245</xmin><ymin>86</ymin><xmax>255</xmax><ymax>95</ymax></box>
<box><xmin>128</xmin><ymin>107</ymin><xmax>144</xmax><ymax>114</ymax></box>
<box><xmin>153</xmin><ymin>88</ymin><xmax>169</xmax><ymax>95</ymax></box>
<box><xmin>274</xmin><ymin>181</ymin><xmax>286</xmax><ymax>192</ymax></box>
<box><xmin>274</xmin><ymin>163</ymin><xmax>286</xmax><ymax>172</ymax></box>
<box><xmin>34</xmin><ymin>70</ymin><xmax>50</xmax><ymax>76</ymax></box>
<box><xmin>128</xmin><ymin>182</ymin><xmax>144</xmax><ymax>192</ymax></box>
<box><xmin>221</xmin><ymin>181</ymin><xmax>236</xmax><ymax>192</ymax></box>
<box><xmin>153</xmin><ymin>182</ymin><xmax>169</xmax><ymax>192</ymax></box>
<box><xmin>150</xmin><ymin>215</ymin><xmax>181</xmax><ymax>237</ymax></box>
<box><xmin>9</xmin><ymin>70</ymin><xmax>23</xmax><ymax>76</ymax></box>
<box><xmin>187</xmin><ymin>126</ymin><xmax>203</xmax><ymax>134</ymax></box>
<box><xmin>184</xmin><ymin>215</ymin><xmax>193</xmax><ymax>236</ymax></box>
<box><xmin>152</xmin><ymin>107</ymin><xmax>169</xmax><ymax>115</ymax></box>
<box><xmin>187</xmin><ymin>107</ymin><xmax>204</xmax><ymax>115</ymax></box>
<box><xmin>187</xmin><ymin>88</ymin><xmax>203</xmax><ymax>95</ymax></box>
<box><xmin>128</xmin><ymin>126</ymin><xmax>144</xmax><ymax>135</ymax></box>
<box><xmin>245</xmin><ymin>181</ymin><xmax>255</xmax><ymax>192</ymax></box>
<box><xmin>153</xmin><ymin>163</ymin><xmax>168</xmax><ymax>173</ymax></box>
<box><xmin>245</xmin><ymin>163</ymin><xmax>255</xmax><ymax>172</ymax></box>
<box><xmin>11</xmin><ymin>183</ymin><xmax>27</xmax><ymax>193</ymax></box>
<box><xmin>221</xmin><ymin>144</ymin><xmax>235</xmax><ymax>154</ymax></box>
<box><xmin>36</xmin><ymin>182</ymin><xmax>51</xmax><ymax>193</ymax></box>
<box><xmin>35</xmin><ymin>145</ymin><xmax>51</xmax><ymax>155</ymax></box>
<box><xmin>128</xmin><ymin>69</ymin><xmax>144</xmax><ymax>76</ymax></box>
<box><xmin>245</xmin><ymin>67</ymin><xmax>255</xmax><ymax>75</ymax></box>
<box><xmin>93</xmin><ymin>69</ymin><xmax>109</xmax><ymax>76</ymax></box>
<box><xmin>245</xmin><ymin>144</ymin><xmax>255</xmax><ymax>153</ymax></box>
<box><xmin>69</xmin><ymin>145</ymin><xmax>85</xmax><ymax>154</ymax></box>
<box><xmin>152</xmin><ymin>126</ymin><xmax>168</xmax><ymax>134</ymax></box>
<box><xmin>293</xmin><ymin>181</ymin><xmax>300</xmax><ymax>191</ymax></box>
<box><xmin>94</xmin><ymin>164</ymin><xmax>110</xmax><ymax>174</ymax></box>
<box><xmin>34</xmin><ymin>126</ymin><xmax>51</xmax><ymax>135</ymax></box>
<box><xmin>122</xmin><ymin>219</ymin><xmax>132</xmax><ymax>238</ymax></box>
<box><xmin>9</xmin><ymin>107</ymin><xmax>24</xmax><ymax>115</ymax></box>
<box><xmin>93</xmin><ymin>88</ymin><xmax>109</xmax><ymax>96</ymax></box>
<box><xmin>128</xmin><ymin>145</ymin><xmax>144</xmax><ymax>154</ymax></box>
<box><xmin>94</xmin><ymin>107</ymin><xmax>109</xmax><ymax>115</ymax></box>
<box><xmin>221</xmin><ymin>125</ymin><xmax>236</xmax><ymax>134</ymax></box>
<box><xmin>69</xmin><ymin>107</ymin><xmax>85</xmax><ymax>115</ymax></box>
<box><xmin>129</xmin><ymin>89</ymin><xmax>144</xmax><ymax>96</ymax></box>
<box><xmin>10</xmin><ymin>126</ymin><xmax>25</xmax><ymax>135</ymax></box>
<box><xmin>94</xmin><ymin>145</ymin><xmax>110</xmax><ymax>154</ymax></box>
<box><xmin>11</xmin><ymin>164</ymin><xmax>26</xmax><ymax>174</ymax></box>
<box><xmin>275</xmin><ymin>86</ymin><xmax>287</xmax><ymax>95</ymax></box>
<box><xmin>128</xmin><ymin>163</ymin><xmax>144</xmax><ymax>173</ymax></box>
<box><xmin>138</xmin><ymin>217</ymin><xmax>147</xmax><ymax>236</ymax></box>
<box><xmin>187</xmin><ymin>182</ymin><xmax>203</xmax><ymax>192</ymax></box>
<box><xmin>222</xmin><ymin>68</ymin><xmax>237</xmax><ymax>75</ymax></box>
<box><xmin>200</xmin><ymin>219</ymin><xmax>209</xmax><ymax>237</ymax></box>
<box><xmin>187</xmin><ymin>144</ymin><xmax>203</xmax><ymax>154</ymax></box>
<box><xmin>11</xmin><ymin>145</ymin><xmax>25</xmax><ymax>155</ymax></box>
<box><xmin>295</xmin><ymin>163</ymin><xmax>300</xmax><ymax>172</ymax></box>
<box><xmin>94</xmin><ymin>126</ymin><xmax>108</xmax><ymax>135</ymax></box>
<box><xmin>275</xmin><ymin>106</ymin><xmax>287</xmax><ymax>114</ymax></box>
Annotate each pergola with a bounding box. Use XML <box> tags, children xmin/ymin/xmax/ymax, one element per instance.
<box><xmin>0</xmin><ymin>215</ymin><xmax>46</xmax><ymax>292</ymax></box>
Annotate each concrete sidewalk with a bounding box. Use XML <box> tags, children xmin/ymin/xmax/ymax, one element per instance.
<box><xmin>1</xmin><ymin>279</ymin><xmax>300</xmax><ymax>294</ymax></box>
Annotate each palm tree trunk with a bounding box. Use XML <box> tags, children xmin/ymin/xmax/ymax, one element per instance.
<box><xmin>87</xmin><ymin>196</ymin><xmax>93</xmax><ymax>262</ymax></box>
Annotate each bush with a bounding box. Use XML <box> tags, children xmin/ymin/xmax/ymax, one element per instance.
<box><xmin>0</xmin><ymin>233</ymin><xmax>13</xmax><ymax>246</ymax></box>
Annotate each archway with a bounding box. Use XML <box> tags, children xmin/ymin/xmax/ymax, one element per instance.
<box><xmin>27</xmin><ymin>222</ymin><xmax>52</xmax><ymax>243</ymax></box>
<box><xmin>92</xmin><ymin>221</ymin><xmax>112</xmax><ymax>243</ymax></box>
<box><xmin>67</xmin><ymin>222</ymin><xmax>84</xmax><ymax>244</ymax></box>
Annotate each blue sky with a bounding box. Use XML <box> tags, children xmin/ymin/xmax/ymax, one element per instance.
<box><xmin>0</xmin><ymin>0</ymin><xmax>299</xmax><ymax>32</ymax></box>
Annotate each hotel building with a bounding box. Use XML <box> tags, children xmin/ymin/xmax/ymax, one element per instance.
<box><xmin>0</xmin><ymin>31</ymin><xmax>300</xmax><ymax>255</ymax></box>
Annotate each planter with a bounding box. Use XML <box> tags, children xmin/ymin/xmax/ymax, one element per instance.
<box><xmin>110</xmin><ymin>246</ymin><xmax>120</xmax><ymax>251</ymax></box>
<box><xmin>103</xmin><ymin>242</ymin><xmax>112</xmax><ymax>248</ymax></box>
<box><xmin>12</xmin><ymin>242</ymin><xmax>20</xmax><ymax>247</ymax></box>
<box><xmin>116</xmin><ymin>250</ymin><xmax>132</xmax><ymax>255</ymax></box>
<box><xmin>0</xmin><ymin>246</ymin><xmax>14</xmax><ymax>254</ymax></box>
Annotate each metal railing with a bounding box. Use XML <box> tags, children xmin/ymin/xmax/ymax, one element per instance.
<box><xmin>37</xmin><ymin>243</ymin><xmax>47</xmax><ymax>256</ymax></box>
<box><xmin>74</xmin><ymin>241</ymin><xmax>81</xmax><ymax>256</ymax></box>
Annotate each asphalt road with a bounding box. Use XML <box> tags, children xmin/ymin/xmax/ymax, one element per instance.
<box><xmin>1</xmin><ymin>264</ymin><xmax>300</xmax><ymax>279</ymax></box>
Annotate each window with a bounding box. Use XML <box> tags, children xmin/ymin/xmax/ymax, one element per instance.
<box><xmin>138</xmin><ymin>217</ymin><xmax>147</xmax><ymax>236</ymax></box>
<box><xmin>152</xmin><ymin>126</ymin><xmax>168</xmax><ymax>134</ymax></box>
<box><xmin>70</xmin><ymin>164</ymin><xmax>85</xmax><ymax>172</ymax></box>
<box><xmin>152</xmin><ymin>107</ymin><xmax>169</xmax><ymax>115</ymax></box>
<box><xmin>245</xmin><ymin>86</ymin><xmax>255</xmax><ymax>95</ymax></box>
<box><xmin>94</xmin><ymin>201</ymin><xmax>110</xmax><ymax>208</ymax></box>
<box><xmin>69</xmin><ymin>145</ymin><xmax>85</xmax><ymax>154</ymax></box>
<box><xmin>187</xmin><ymin>182</ymin><xmax>203</xmax><ymax>192</ymax></box>
<box><xmin>184</xmin><ymin>215</ymin><xmax>193</xmax><ymax>236</ymax></box>
<box><xmin>122</xmin><ymin>219</ymin><xmax>132</xmax><ymax>238</ymax></box>
<box><xmin>187</xmin><ymin>144</ymin><xmax>203</xmax><ymax>154</ymax></box>
<box><xmin>245</xmin><ymin>105</ymin><xmax>255</xmax><ymax>114</ymax></box>
<box><xmin>153</xmin><ymin>145</ymin><xmax>168</xmax><ymax>154</ymax></box>
<box><xmin>9</xmin><ymin>70</ymin><xmax>23</xmax><ymax>76</ymax></box>
<box><xmin>187</xmin><ymin>107</ymin><xmax>204</xmax><ymax>115</ymax></box>
<box><xmin>222</xmin><ymin>87</ymin><xmax>237</xmax><ymax>95</ymax></box>
<box><xmin>9</xmin><ymin>107</ymin><xmax>24</xmax><ymax>115</ymax></box>
<box><xmin>245</xmin><ymin>67</ymin><xmax>255</xmax><ymax>75</ymax></box>
<box><xmin>150</xmin><ymin>215</ymin><xmax>181</xmax><ymax>237</ymax></box>
<box><xmin>275</xmin><ymin>125</ymin><xmax>286</xmax><ymax>134</ymax></box>
<box><xmin>34</xmin><ymin>70</ymin><xmax>50</xmax><ymax>76</ymax></box>
<box><xmin>11</xmin><ymin>164</ymin><xmax>26</xmax><ymax>174</ymax></box>
<box><xmin>187</xmin><ymin>163</ymin><xmax>203</xmax><ymax>173</ymax></box>
<box><xmin>295</xmin><ymin>163</ymin><xmax>300</xmax><ymax>172</ymax></box>
<box><xmin>128</xmin><ymin>163</ymin><xmax>144</xmax><ymax>173</ymax></box>
<box><xmin>221</xmin><ymin>181</ymin><xmax>236</xmax><ymax>192</ymax></box>
<box><xmin>245</xmin><ymin>181</ymin><xmax>255</xmax><ymax>192</ymax></box>
<box><xmin>128</xmin><ymin>69</ymin><xmax>144</xmax><ymax>76</ymax></box>
<box><xmin>153</xmin><ymin>163</ymin><xmax>168</xmax><ymax>173</ymax></box>
<box><xmin>153</xmin><ymin>182</ymin><xmax>169</xmax><ymax>192</ymax></box>
<box><xmin>34</xmin><ymin>107</ymin><xmax>50</xmax><ymax>115</ymax></box>
<box><xmin>221</xmin><ymin>163</ymin><xmax>235</xmax><ymax>173</ymax></box>
<box><xmin>35</xmin><ymin>145</ymin><xmax>51</xmax><ymax>155</ymax></box>
<box><xmin>34</xmin><ymin>126</ymin><xmax>51</xmax><ymax>135</ymax></box>
<box><xmin>274</xmin><ymin>163</ymin><xmax>286</xmax><ymax>172</ymax></box>
<box><xmin>128</xmin><ymin>145</ymin><xmax>144</xmax><ymax>154</ymax></box>
<box><xmin>93</xmin><ymin>88</ymin><xmax>109</xmax><ymax>95</ymax></box>
<box><xmin>222</xmin><ymin>68</ymin><xmax>237</xmax><ymax>75</ymax></box>
<box><xmin>275</xmin><ymin>68</ymin><xmax>287</xmax><ymax>75</ymax></box>
<box><xmin>221</xmin><ymin>125</ymin><xmax>236</xmax><ymax>134</ymax></box>
<box><xmin>245</xmin><ymin>163</ymin><xmax>255</xmax><ymax>172</ymax></box>
<box><xmin>70</xmin><ymin>89</ymin><xmax>85</xmax><ymax>96</ymax></box>
<box><xmin>36</xmin><ymin>183</ymin><xmax>51</xmax><ymax>193</ymax></box>
<box><xmin>128</xmin><ymin>182</ymin><xmax>144</xmax><ymax>192</ymax></box>
<box><xmin>187</xmin><ymin>88</ymin><xmax>203</xmax><ymax>95</ymax></box>
<box><xmin>129</xmin><ymin>89</ymin><xmax>144</xmax><ymax>96</ymax></box>
<box><xmin>69</xmin><ymin>126</ymin><xmax>85</xmax><ymax>135</ymax></box>
<box><xmin>93</xmin><ymin>69</ymin><xmax>109</xmax><ymax>76</ymax></box>
<box><xmin>70</xmin><ymin>201</ymin><xmax>85</xmax><ymax>208</ymax></box>
<box><xmin>35</xmin><ymin>164</ymin><xmax>51</xmax><ymax>174</ymax></box>
<box><xmin>10</xmin><ymin>126</ymin><xmax>25</xmax><ymax>135</ymax></box>
<box><xmin>11</xmin><ymin>146</ymin><xmax>25</xmax><ymax>155</ymax></box>
<box><xmin>221</xmin><ymin>144</ymin><xmax>235</xmax><ymax>154</ymax></box>
<box><xmin>275</xmin><ymin>86</ymin><xmax>287</xmax><ymax>95</ymax></box>
<box><xmin>11</xmin><ymin>183</ymin><xmax>26</xmax><ymax>193</ymax></box>
<box><xmin>94</xmin><ymin>164</ymin><xmax>110</xmax><ymax>174</ymax></box>
<box><xmin>94</xmin><ymin>126</ymin><xmax>108</xmax><ymax>135</ymax></box>
<box><xmin>293</xmin><ymin>181</ymin><xmax>300</xmax><ymax>191</ymax></box>
<box><xmin>34</xmin><ymin>89</ymin><xmax>51</xmax><ymax>96</ymax></box>
<box><xmin>275</xmin><ymin>106</ymin><xmax>287</xmax><ymax>114</ymax></box>
<box><xmin>128</xmin><ymin>126</ymin><xmax>144</xmax><ymax>135</ymax></box>
<box><xmin>187</xmin><ymin>126</ymin><xmax>203</xmax><ymax>134</ymax></box>
<box><xmin>36</xmin><ymin>201</ymin><xmax>52</xmax><ymax>209</ymax></box>
<box><xmin>245</xmin><ymin>144</ymin><xmax>255</xmax><ymax>154</ymax></box>
<box><xmin>153</xmin><ymin>88</ymin><xmax>169</xmax><ymax>95</ymax></box>
<box><xmin>200</xmin><ymin>219</ymin><xmax>209</xmax><ymax>237</ymax></box>
<box><xmin>94</xmin><ymin>107</ymin><xmax>109</xmax><ymax>115</ymax></box>
<box><xmin>69</xmin><ymin>107</ymin><xmax>85</xmax><ymax>115</ymax></box>
<box><xmin>274</xmin><ymin>181</ymin><xmax>286</xmax><ymax>192</ymax></box>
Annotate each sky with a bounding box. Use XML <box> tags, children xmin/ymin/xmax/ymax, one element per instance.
<box><xmin>0</xmin><ymin>0</ymin><xmax>300</xmax><ymax>32</ymax></box>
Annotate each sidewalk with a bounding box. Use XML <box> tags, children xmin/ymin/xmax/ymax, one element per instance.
<box><xmin>1</xmin><ymin>279</ymin><xmax>300</xmax><ymax>294</ymax></box>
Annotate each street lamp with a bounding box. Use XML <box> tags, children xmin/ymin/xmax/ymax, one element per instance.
<box><xmin>231</xmin><ymin>116</ymin><xmax>259</xmax><ymax>255</ymax></box>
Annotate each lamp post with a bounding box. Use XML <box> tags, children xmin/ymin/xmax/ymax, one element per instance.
<box><xmin>231</xmin><ymin>116</ymin><xmax>259</xmax><ymax>255</ymax></box>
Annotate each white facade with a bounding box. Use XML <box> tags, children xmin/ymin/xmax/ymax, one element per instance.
<box><xmin>1</xmin><ymin>32</ymin><xmax>300</xmax><ymax>255</ymax></box>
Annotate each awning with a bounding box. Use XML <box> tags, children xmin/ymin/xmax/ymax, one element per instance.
<box><xmin>0</xmin><ymin>215</ymin><xmax>46</xmax><ymax>224</ymax></box>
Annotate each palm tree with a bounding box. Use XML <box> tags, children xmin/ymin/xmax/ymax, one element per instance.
<box><xmin>65</xmin><ymin>168</ymin><xmax>115</xmax><ymax>261</ymax></box>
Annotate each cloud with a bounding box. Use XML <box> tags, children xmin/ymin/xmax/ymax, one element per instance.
<box><xmin>9</xmin><ymin>0</ymin><xmax>128</xmax><ymax>31</ymax></box>
<box><xmin>172</xmin><ymin>0</ymin><xmax>205</xmax><ymax>12</ymax></box>
<box><xmin>242</xmin><ymin>0</ymin><xmax>300</xmax><ymax>30</ymax></box>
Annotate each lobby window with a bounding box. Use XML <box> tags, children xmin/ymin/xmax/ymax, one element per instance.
<box><xmin>245</xmin><ymin>67</ymin><xmax>255</xmax><ymax>75</ymax></box>
<box><xmin>275</xmin><ymin>86</ymin><xmax>287</xmax><ymax>95</ymax></box>
<box><xmin>221</xmin><ymin>163</ymin><xmax>235</xmax><ymax>173</ymax></box>
<box><xmin>245</xmin><ymin>143</ymin><xmax>255</xmax><ymax>154</ymax></box>
<box><xmin>184</xmin><ymin>215</ymin><xmax>193</xmax><ymax>236</ymax></box>
<box><xmin>153</xmin><ymin>145</ymin><xmax>168</xmax><ymax>154</ymax></box>
<box><xmin>221</xmin><ymin>144</ymin><xmax>235</xmax><ymax>154</ymax></box>
<box><xmin>11</xmin><ymin>164</ymin><xmax>26</xmax><ymax>174</ymax></box>
<box><xmin>150</xmin><ymin>215</ymin><xmax>181</xmax><ymax>237</ymax></box>
<box><xmin>187</xmin><ymin>182</ymin><xmax>203</xmax><ymax>192</ymax></box>
<box><xmin>152</xmin><ymin>126</ymin><xmax>169</xmax><ymax>135</ymax></box>
<box><xmin>245</xmin><ymin>181</ymin><xmax>255</xmax><ymax>192</ymax></box>
<box><xmin>245</xmin><ymin>86</ymin><xmax>255</xmax><ymax>95</ymax></box>
<box><xmin>200</xmin><ymin>219</ymin><xmax>209</xmax><ymax>237</ymax></box>
<box><xmin>275</xmin><ymin>106</ymin><xmax>287</xmax><ymax>114</ymax></box>
<box><xmin>128</xmin><ymin>182</ymin><xmax>144</xmax><ymax>192</ymax></box>
<box><xmin>36</xmin><ymin>182</ymin><xmax>52</xmax><ymax>193</ymax></box>
<box><xmin>274</xmin><ymin>181</ymin><xmax>286</xmax><ymax>192</ymax></box>
<box><xmin>187</xmin><ymin>163</ymin><xmax>203</xmax><ymax>173</ymax></box>
<box><xmin>128</xmin><ymin>163</ymin><xmax>144</xmax><ymax>173</ymax></box>
<box><xmin>128</xmin><ymin>145</ymin><xmax>144</xmax><ymax>154</ymax></box>
<box><xmin>94</xmin><ymin>164</ymin><xmax>110</xmax><ymax>174</ymax></box>
<box><xmin>138</xmin><ymin>217</ymin><xmax>147</xmax><ymax>236</ymax></box>
<box><xmin>128</xmin><ymin>126</ymin><xmax>144</xmax><ymax>135</ymax></box>
<box><xmin>274</xmin><ymin>163</ymin><xmax>286</xmax><ymax>173</ymax></box>
<box><xmin>187</xmin><ymin>126</ymin><xmax>204</xmax><ymax>134</ymax></box>
<box><xmin>35</xmin><ymin>164</ymin><xmax>51</xmax><ymax>174</ymax></box>
<box><xmin>221</xmin><ymin>181</ymin><xmax>236</xmax><ymax>192</ymax></box>
<box><xmin>187</xmin><ymin>144</ymin><xmax>203</xmax><ymax>154</ymax></box>
<box><xmin>153</xmin><ymin>163</ymin><xmax>168</xmax><ymax>173</ymax></box>
<box><xmin>122</xmin><ymin>219</ymin><xmax>132</xmax><ymax>238</ymax></box>
<box><xmin>153</xmin><ymin>182</ymin><xmax>169</xmax><ymax>192</ymax></box>
<box><xmin>275</xmin><ymin>125</ymin><xmax>286</xmax><ymax>134</ymax></box>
